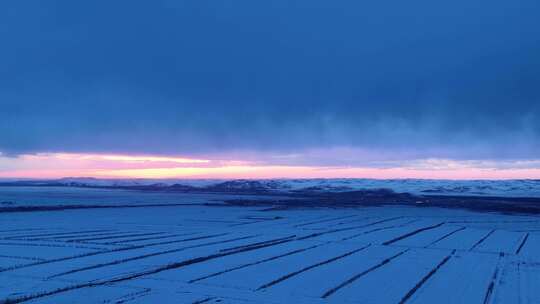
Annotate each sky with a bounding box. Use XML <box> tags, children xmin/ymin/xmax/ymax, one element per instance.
<box><xmin>1</xmin><ymin>0</ymin><xmax>539</xmax><ymax>179</ymax></box>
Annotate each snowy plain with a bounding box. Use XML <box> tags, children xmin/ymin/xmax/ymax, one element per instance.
<box><xmin>3</xmin><ymin>177</ymin><xmax>540</xmax><ymax>197</ymax></box>
<box><xmin>0</xmin><ymin>184</ymin><xmax>539</xmax><ymax>303</ymax></box>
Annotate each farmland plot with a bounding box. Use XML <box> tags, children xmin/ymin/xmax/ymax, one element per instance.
<box><xmin>1</xmin><ymin>200</ymin><xmax>539</xmax><ymax>303</ymax></box>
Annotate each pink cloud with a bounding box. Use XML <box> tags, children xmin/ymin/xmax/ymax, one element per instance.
<box><xmin>1</xmin><ymin>152</ymin><xmax>540</xmax><ymax>179</ymax></box>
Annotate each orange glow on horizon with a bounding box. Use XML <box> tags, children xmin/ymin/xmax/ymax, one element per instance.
<box><xmin>92</xmin><ymin>166</ymin><xmax>540</xmax><ymax>179</ymax></box>
<box><xmin>1</xmin><ymin>152</ymin><xmax>540</xmax><ymax>179</ymax></box>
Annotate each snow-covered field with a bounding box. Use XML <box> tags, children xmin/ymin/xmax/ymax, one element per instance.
<box><xmin>0</xmin><ymin>186</ymin><xmax>281</xmax><ymax>207</ymax></box>
<box><xmin>3</xmin><ymin>178</ymin><xmax>540</xmax><ymax>197</ymax></box>
<box><xmin>1</xmin><ymin>188</ymin><xmax>539</xmax><ymax>303</ymax></box>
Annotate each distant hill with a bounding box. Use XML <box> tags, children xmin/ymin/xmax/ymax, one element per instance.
<box><xmin>1</xmin><ymin>177</ymin><xmax>540</xmax><ymax>198</ymax></box>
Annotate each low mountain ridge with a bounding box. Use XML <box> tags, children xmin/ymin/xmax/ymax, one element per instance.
<box><xmin>1</xmin><ymin>178</ymin><xmax>540</xmax><ymax>197</ymax></box>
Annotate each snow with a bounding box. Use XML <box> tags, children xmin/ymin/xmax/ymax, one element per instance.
<box><xmin>3</xmin><ymin>177</ymin><xmax>540</xmax><ymax>197</ymax></box>
<box><xmin>494</xmin><ymin>257</ymin><xmax>540</xmax><ymax>303</ymax></box>
<box><xmin>431</xmin><ymin>227</ymin><xmax>493</xmax><ymax>251</ymax></box>
<box><xmin>0</xmin><ymin>186</ymin><xmax>282</xmax><ymax>206</ymax></box>
<box><xmin>326</xmin><ymin>248</ymin><xmax>450</xmax><ymax>303</ymax></box>
<box><xmin>474</xmin><ymin>230</ymin><xmax>524</xmax><ymax>254</ymax></box>
<box><xmin>407</xmin><ymin>251</ymin><xmax>500</xmax><ymax>304</ymax></box>
<box><xmin>518</xmin><ymin>233</ymin><xmax>540</xmax><ymax>262</ymax></box>
<box><xmin>264</xmin><ymin>246</ymin><xmax>406</xmax><ymax>299</ymax></box>
<box><xmin>0</xmin><ymin>188</ymin><xmax>539</xmax><ymax>303</ymax></box>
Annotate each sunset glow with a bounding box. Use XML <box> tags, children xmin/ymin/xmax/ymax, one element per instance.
<box><xmin>1</xmin><ymin>152</ymin><xmax>540</xmax><ymax>180</ymax></box>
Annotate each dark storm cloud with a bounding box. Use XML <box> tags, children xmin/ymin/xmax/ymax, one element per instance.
<box><xmin>1</xmin><ymin>0</ymin><xmax>539</xmax><ymax>161</ymax></box>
